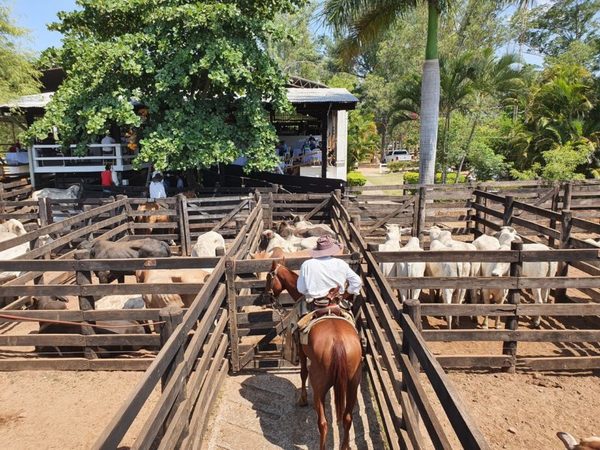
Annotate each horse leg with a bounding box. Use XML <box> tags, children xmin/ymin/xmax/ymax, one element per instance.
<box><xmin>298</xmin><ymin>347</ymin><xmax>308</xmax><ymax>407</ymax></box>
<box><xmin>311</xmin><ymin>372</ymin><xmax>329</xmax><ymax>450</ymax></box>
<box><xmin>341</xmin><ymin>366</ymin><xmax>362</xmax><ymax>450</ymax></box>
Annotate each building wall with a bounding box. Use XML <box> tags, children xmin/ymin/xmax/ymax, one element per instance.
<box><xmin>335</xmin><ymin>110</ymin><xmax>348</xmax><ymax>180</ymax></box>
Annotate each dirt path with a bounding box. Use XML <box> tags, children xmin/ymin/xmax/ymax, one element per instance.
<box><xmin>0</xmin><ymin>370</ymin><xmax>159</xmax><ymax>449</ymax></box>
<box><xmin>201</xmin><ymin>369</ymin><xmax>385</xmax><ymax>450</ymax></box>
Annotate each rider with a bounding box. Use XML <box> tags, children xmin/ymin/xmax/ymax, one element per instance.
<box><xmin>297</xmin><ymin>235</ymin><xmax>362</xmax><ymax>315</ymax></box>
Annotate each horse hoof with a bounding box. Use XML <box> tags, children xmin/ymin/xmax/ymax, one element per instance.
<box><xmin>297</xmin><ymin>398</ymin><xmax>308</xmax><ymax>407</ymax></box>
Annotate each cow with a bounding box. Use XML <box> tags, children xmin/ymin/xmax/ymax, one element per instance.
<box><xmin>472</xmin><ymin>233</ymin><xmax>503</xmax><ymax>328</ymax></box>
<box><xmin>81</xmin><ymin>238</ymin><xmax>171</xmax><ymax>284</ymax></box>
<box><xmin>395</xmin><ymin>237</ymin><xmax>426</xmax><ymax>303</ymax></box>
<box><xmin>278</xmin><ymin>219</ymin><xmax>336</xmax><ymax>239</ymax></box>
<box><xmin>557</xmin><ymin>432</ymin><xmax>600</xmax><ymax>450</ymax></box>
<box><xmin>0</xmin><ymin>219</ymin><xmax>27</xmax><ymax>236</ymax></box>
<box><xmin>32</xmin><ymin>296</ymin><xmax>69</xmax><ymax>310</ymax></box>
<box><xmin>136</xmin><ymin>268</ymin><xmax>210</xmax><ymax>308</ymax></box>
<box><xmin>260</xmin><ymin>229</ymin><xmax>299</xmax><ymax>253</ymax></box>
<box><xmin>0</xmin><ymin>231</ymin><xmax>31</xmax><ymax>283</ymax></box>
<box><xmin>191</xmin><ymin>230</ymin><xmax>226</xmax><ymax>265</ymax></box>
<box><xmin>95</xmin><ymin>294</ymin><xmax>145</xmax><ymax>310</ymax></box>
<box><xmin>378</xmin><ymin>225</ymin><xmax>409</xmax><ymax>277</ymax></box>
<box><xmin>134</xmin><ymin>201</ymin><xmax>173</xmax><ymax>240</ymax></box>
<box><xmin>31</xmin><ymin>184</ymin><xmax>82</xmax><ymax>201</ymax></box>
<box><xmin>485</xmin><ymin>232</ymin><xmax>557</xmax><ymax>328</ymax></box>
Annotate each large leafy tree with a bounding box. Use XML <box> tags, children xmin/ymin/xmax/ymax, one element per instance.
<box><xmin>27</xmin><ymin>0</ymin><xmax>304</xmax><ymax>172</ymax></box>
<box><xmin>0</xmin><ymin>5</ymin><xmax>40</xmax><ymax>104</ymax></box>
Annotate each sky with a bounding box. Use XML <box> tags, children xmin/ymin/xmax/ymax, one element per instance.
<box><xmin>9</xmin><ymin>0</ymin><xmax>544</xmax><ymax>67</ymax></box>
<box><xmin>8</xmin><ymin>0</ymin><xmax>77</xmax><ymax>53</ymax></box>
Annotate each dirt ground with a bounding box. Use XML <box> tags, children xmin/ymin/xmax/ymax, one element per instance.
<box><xmin>0</xmin><ymin>370</ymin><xmax>159</xmax><ymax>449</ymax></box>
<box><xmin>438</xmin><ymin>370</ymin><xmax>600</xmax><ymax>449</ymax></box>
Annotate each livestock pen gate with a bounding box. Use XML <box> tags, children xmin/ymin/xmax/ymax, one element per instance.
<box><xmin>2</xmin><ymin>181</ymin><xmax>600</xmax><ymax>448</ymax></box>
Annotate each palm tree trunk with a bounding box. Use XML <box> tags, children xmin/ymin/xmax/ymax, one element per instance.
<box><xmin>455</xmin><ymin>113</ymin><xmax>480</xmax><ymax>183</ymax></box>
<box><xmin>441</xmin><ymin>110</ymin><xmax>451</xmax><ymax>183</ymax></box>
<box><xmin>418</xmin><ymin>1</ymin><xmax>440</xmax><ymax>185</ymax></box>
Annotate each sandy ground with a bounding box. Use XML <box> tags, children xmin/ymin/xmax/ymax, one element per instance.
<box><xmin>437</xmin><ymin>370</ymin><xmax>600</xmax><ymax>449</ymax></box>
<box><xmin>201</xmin><ymin>369</ymin><xmax>386</xmax><ymax>450</ymax></box>
<box><xmin>0</xmin><ymin>370</ymin><xmax>159</xmax><ymax>449</ymax></box>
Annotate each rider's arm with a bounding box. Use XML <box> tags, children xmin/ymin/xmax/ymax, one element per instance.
<box><xmin>345</xmin><ymin>265</ymin><xmax>362</xmax><ymax>295</ymax></box>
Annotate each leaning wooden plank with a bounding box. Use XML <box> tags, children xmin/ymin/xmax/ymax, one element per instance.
<box><xmin>0</xmin><ymin>358</ymin><xmax>152</xmax><ymax>371</ymax></box>
<box><xmin>398</xmin><ymin>353</ymin><xmax>453</xmax><ymax>450</ymax></box>
<box><xmin>403</xmin><ymin>314</ymin><xmax>490</xmax><ymax>449</ymax></box>
<box><xmin>211</xmin><ymin>199</ymin><xmax>249</xmax><ymax>232</ymax></box>
<box><xmin>300</xmin><ymin>197</ymin><xmax>330</xmax><ymax>221</ymax></box>
<box><xmin>366</xmin><ymin>198</ymin><xmax>415</xmax><ymax>234</ymax></box>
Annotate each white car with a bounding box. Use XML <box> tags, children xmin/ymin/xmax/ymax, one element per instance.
<box><xmin>384</xmin><ymin>149</ymin><xmax>412</xmax><ymax>163</ymax></box>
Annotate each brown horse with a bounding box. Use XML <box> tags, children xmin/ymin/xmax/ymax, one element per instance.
<box><xmin>264</xmin><ymin>260</ymin><xmax>362</xmax><ymax>450</ymax></box>
<box><xmin>135</xmin><ymin>201</ymin><xmax>173</xmax><ymax>236</ymax></box>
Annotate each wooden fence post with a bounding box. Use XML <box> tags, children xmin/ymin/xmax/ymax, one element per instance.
<box><xmin>159</xmin><ymin>308</ymin><xmax>184</xmax><ymax>390</ymax></box>
<box><xmin>556</xmin><ymin>210</ymin><xmax>573</xmax><ymax>302</ymax></box>
<box><xmin>549</xmin><ymin>184</ymin><xmax>560</xmax><ymax>248</ymax></box>
<box><xmin>38</xmin><ymin>197</ymin><xmax>53</xmax><ymax>226</ymax></box>
<box><xmin>502</xmin><ymin>240</ymin><xmax>522</xmax><ymax>373</ymax></box>
<box><xmin>74</xmin><ymin>249</ymin><xmax>97</xmax><ymax>360</ymax></box>
<box><xmin>225</xmin><ymin>258</ymin><xmax>240</xmax><ymax>372</ymax></box>
<box><xmin>402</xmin><ymin>299</ymin><xmax>422</xmax><ymax>427</ymax></box>
<box><xmin>176</xmin><ymin>193</ymin><xmax>190</xmax><ymax>256</ymax></box>
<box><xmin>474</xmin><ymin>187</ymin><xmax>484</xmax><ymax>237</ymax></box>
<box><xmin>351</xmin><ymin>215</ymin><xmax>361</xmax><ymax>236</ymax></box>
<box><xmin>265</xmin><ymin>192</ymin><xmax>274</xmax><ymax>230</ymax></box>
<box><xmin>562</xmin><ymin>181</ymin><xmax>573</xmax><ymax>211</ymax></box>
<box><xmin>413</xmin><ymin>186</ymin><xmax>427</xmax><ymax>243</ymax></box>
<box><xmin>503</xmin><ymin>195</ymin><xmax>514</xmax><ymax>226</ymax></box>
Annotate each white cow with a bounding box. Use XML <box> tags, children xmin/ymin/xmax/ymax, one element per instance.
<box><xmin>0</xmin><ymin>219</ymin><xmax>27</xmax><ymax>236</ymax></box>
<box><xmin>557</xmin><ymin>432</ymin><xmax>600</xmax><ymax>450</ymax></box>
<box><xmin>472</xmin><ymin>234</ymin><xmax>504</xmax><ymax>328</ymax></box>
<box><xmin>191</xmin><ymin>231</ymin><xmax>226</xmax><ymax>273</ymax></box>
<box><xmin>31</xmin><ymin>184</ymin><xmax>82</xmax><ymax>201</ymax></box>
<box><xmin>95</xmin><ymin>294</ymin><xmax>146</xmax><ymax>310</ymax></box>
<box><xmin>488</xmin><ymin>233</ymin><xmax>558</xmax><ymax>328</ymax></box>
<box><xmin>0</xmin><ymin>231</ymin><xmax>30</xmax><ymax>283</ymax></box>
<box><xmin>261</xmin><ymin>230</ymin><xmax>299</xmax><ymax>253</ymax></box>
<box><xmin>378</xmin><ymin>225</ymin><xmax>405</xmax><ymax>277</ymax></box>
<box><xmin>396</xmin><ymin>237</ymin><xmax>426</xmax><ymax>303</ymax></box>
<box><xmin>427</xmin><ymin>238</ymin><xmax>463</xmax><ymax>328</ymax></box>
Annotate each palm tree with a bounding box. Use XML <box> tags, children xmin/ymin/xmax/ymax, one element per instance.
<box><xmin>324</xmin><ymin>0</ymin><xmax>531</xmax><ymax>184</ymax></box>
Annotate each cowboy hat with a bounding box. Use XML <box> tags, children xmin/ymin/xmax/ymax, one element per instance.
<box><xmin>311</xmin><ymin>235</ymin><xmax>342</xmax><ymax>257</ymax></box>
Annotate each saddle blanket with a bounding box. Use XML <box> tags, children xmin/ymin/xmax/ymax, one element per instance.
<box><xmin>298</xmin><ymin>308</ymin><xmax>354</xmax><ymax>346</ymax></box>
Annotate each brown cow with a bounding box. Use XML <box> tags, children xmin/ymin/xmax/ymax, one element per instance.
<box><xmin>135</xmin><ymin>201</ymin><xmax>174</xmax><ymax>238</ymax></box>
<box><xmin>136</xmin><ymin>268</ymin><xmax>210</xmax><ymax>308</ymax></box>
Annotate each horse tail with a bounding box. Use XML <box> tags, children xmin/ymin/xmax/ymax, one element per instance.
<box><xmin>331</xmin><ymin>339</ymin><xmax>348</xmax><ymax>423</ymax></box>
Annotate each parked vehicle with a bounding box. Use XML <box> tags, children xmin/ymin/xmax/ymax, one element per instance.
<box><xmin>384</xmin><ymin>149</ymin><xmax>411</xmax><ymax>163</ymax></box>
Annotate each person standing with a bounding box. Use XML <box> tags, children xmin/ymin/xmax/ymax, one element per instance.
<box><xmin>149</xmin><ymin>171</ymin><xmax>167</xmax><ymax>199</ymax></box>
<box><xmin>101</xmin><ymin>163</ymin><xmax>114</xmax><ymax>195</ymax></box>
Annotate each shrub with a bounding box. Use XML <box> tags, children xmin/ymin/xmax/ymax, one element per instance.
<box><xmin>387</xmin><ymin>161</ymin><xmax>414</xmax><ymax>172</ymax></box>
<box><xmin>403</xmin><ymin>171</ymin><xmax>466</xmax><ymax>185</ymax></box>
<box><xmin>403</xmin><ymin>171</ymin><xmax>419</xmax><ymax>185</ymax></box>
<box><xmin>346</xmin><ymin>171</ymin><xmax>367</xmax><ymax>187</ymax></box>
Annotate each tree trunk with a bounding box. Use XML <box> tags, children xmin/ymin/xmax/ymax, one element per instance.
<box><xmin>455</xmin><ymin>113</ymin><xmax>479</xmax><ymax>183</ymax></box>
<box><xmin>418</xmin><ymin>2</ymin><xmax>440</xmax><ymax>185</ymax></box>
<box><xmin>441</xmin><ymin>110</ymin><xmax>451</xmax><ymax>183</ymax></box>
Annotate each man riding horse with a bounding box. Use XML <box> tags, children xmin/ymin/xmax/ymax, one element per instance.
<box><xmin>297</xmin><ymin>235</ymin><xmax>362</xmax><ymax>315</ymax></box>
<box><xmin>266</xmin><ymin>235</ymin><xmax>364</xmax><ymax>450</ymax></box>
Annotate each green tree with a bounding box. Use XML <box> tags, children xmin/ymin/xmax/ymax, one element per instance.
<box><xmin>27</xmin><ymin>0</ymin><xmax>303</xmax><ymax>172</ymax></box>
<box><xmin>347</xmin><ymin>107</ymin><xmax>380</xmax><ymax>169</ymax></box>
<box><xmin>324</xmin><ymin>0</ymin><xmax>530</xmax><ymax>184</ymax></box>
<box><xmin>0</xmin><ymin>5</ymin><xmax>40</xmax><ymax>103</ymax></box>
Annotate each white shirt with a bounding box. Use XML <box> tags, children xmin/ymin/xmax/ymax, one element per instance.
<box><xmin>297</xmin><ymin>257</ymin><xmax>362</xmax><ymax>299</ymax></box>
<box><xmin>149</xmin><ymin>181</ymin><xmax>166</xmax><ymax>199</ymax></box>
<box><xmin>101</xmin><ymin>135</ymin><xmax>116</xmax><ymax>153</ymax></box>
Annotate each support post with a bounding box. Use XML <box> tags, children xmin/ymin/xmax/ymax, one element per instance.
<box><xmin>74</xmin><ymin>249</ymin><xmax>97</xmax><ymax>360</ymax></box>
<box><xmin>502</xmin><ymin>240</ymin><xmax>522</xmax><ymax>373</ymax></box>
<box><xmin>414</xmin><ymin>186</ymin><xmax>426</xmax><ymax>242</ymax></box>
<box><xmin>402</xmin><ymin>299</ymin><xmax>422</xmax><ymax>427</ymax></box>
<box><xmin>562</xmin><ymin>181</ymin><xmax>573</xmax><ymax>211</ymax></box>
<box><xmin>176</xmin><ymin>193</ymin><xmax>190</xmax><ymax>256</ymax></box>
<box><xmin>265</xmin><ymin>191</ymin><xmax>274</xmax><ymax>230</ymax></box>
<box><xmin>474</xmin><ymin>187</ymin><xmax>483</xmax><ymax>237</ymax></box>
<box><xmin>549</xmin><ymin>184</ymin><xmax>560</xmax><ymax>248</ymax></box>
<box><xmin>351</xmin><ymin>215</ymin><xmax>361</xmax><ymax>235</ymax></box>
<box><xmin>503</xmin><ymin>195</ymin><xmax>514</xmax><ymax>226</ymax></box>
<box><xmin>556</xmin><ymin>210</ymin><xmax>572</xmax><ymax>302</ymax></box>
<box><xmin>225</xmin><ymin>258</ymin><xmax>240</xmax><ymax>372</ymax></box>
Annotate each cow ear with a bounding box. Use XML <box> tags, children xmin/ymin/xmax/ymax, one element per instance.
<box><xmin>249</xmin><ymin>252</ymin><xmax>256</xmax><ymax>259</ymax></box>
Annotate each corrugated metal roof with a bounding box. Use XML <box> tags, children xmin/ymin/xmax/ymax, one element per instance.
<box><xmin>0</xmin><ymin>92</ymin><xmax>54</xmax><ymax>109</ymax></box>
<box><xmin>1</xmin><ymin>87</ymin><xmax>358</xmax><ymax>110</ymax></box>
<box><xmin>286</xmin><ymin>88</ymin><xmax>358</xmax><ymax>105</ymax></box>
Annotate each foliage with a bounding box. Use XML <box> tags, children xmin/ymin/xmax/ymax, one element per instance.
<box><xmin>346</xmin><ymin>171</ymin><xmax>367</xmax><ymax>186</ymax></box>
<box><xmin>402</xmin><ymin>170</ymin><xmax>465</xmax><ymax>184</ymax></box>
<box><xmin>0</xmin><ymin>5</ymin><xmax>40</xmax><ymax>103</ymax></box>
<box><xmin>387</xmin><ymin>160</ymin><xmax>414</xmax><ymax>172</ymax></box>
<box><xmin>523</xmin><ymin>0</ymin><xmax>600</xmax><ymax>69</ymax></box>
<box><xmin>347</xmin><ymin>107</ymin><xmax>380</xmax><ymax>169</ymax></box>
<box><xmin>26</xmin><ymin>0</ymin><xmax>304</xmax><ymax>172</ymax></box>
<box><xmin>403</xmin><ymin>171</ymin><xmax>419</xmax><ymax>185</ymax></box>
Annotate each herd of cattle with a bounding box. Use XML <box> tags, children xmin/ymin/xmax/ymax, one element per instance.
<box><xmin>378</xmin><ymin>224</ymin><xmax>558</xmax><ymax>329</ymax></box>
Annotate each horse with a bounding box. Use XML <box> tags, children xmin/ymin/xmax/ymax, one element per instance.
<box><xmin>263</xmin><ymin>260</ymin><xmax>362</xmax><ymax>450</ymax></box>
<box><xmin>134</xmin><ymin>201</ymin><xmax>174</xmax><ymax>238</ymax></box>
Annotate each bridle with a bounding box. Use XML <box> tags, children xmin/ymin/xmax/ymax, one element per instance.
<box><xmin>263</xmin><ymin>263</ymin><xmax>282</xmax><ymax>306</ymax></box>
